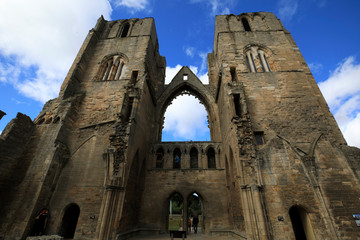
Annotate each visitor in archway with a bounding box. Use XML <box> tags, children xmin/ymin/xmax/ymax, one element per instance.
<box><xmin>188</xmin><ymin>217</ymin><xmax>192</xmax><ymax>233</ymax></box>
<box><xmin>33</xmin><ymin>208</ymin><xmax>49</xmax><ymax>236</ymax></box>
<box><xmin>193</xmin><ymin>214</ymin><xmax>199</xmax><ymax>234</ymax></box>
<box><xmin>174</xmin><ymin>155</ymin><xmax>180</xmax><ymax>168</ymax></box>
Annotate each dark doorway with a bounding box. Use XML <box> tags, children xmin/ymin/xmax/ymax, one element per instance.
<box><xmin>289</xmin><ymin>206</ymin><xmax>315</xmax><ymax>240</ymax></box>
<box><xmin>59</xmin><ymin>204</ymin><xmax>80</xmax><ymax>239</ymax></box>
<box><xmin>187</xmin><ymin>193</ymin><xmax>203</xmax><ymax>234</ymax></box>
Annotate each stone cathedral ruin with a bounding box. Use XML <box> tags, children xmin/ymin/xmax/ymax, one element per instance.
<box><xmin>1</xmin><ymin>12</ymin><xmax>360</xmax><ymax>240</ymax></box>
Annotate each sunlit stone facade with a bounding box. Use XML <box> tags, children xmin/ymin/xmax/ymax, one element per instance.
<box><xmin>1</xmin><ymin>12</ymin><xmax>360</xmax><ymax>240</ymax></box>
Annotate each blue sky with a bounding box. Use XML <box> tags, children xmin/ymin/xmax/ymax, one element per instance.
<box><xmin>0</xmin><ymin>0</ymin><xmax>359</xmax><ymax>147</ymax></box>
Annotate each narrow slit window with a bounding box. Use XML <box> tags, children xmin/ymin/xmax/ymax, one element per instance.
<box><xmin>190</xmin><ymin>147</ymin><xmax>198</xmax><ymax>168</ymax></box>
<box><xmin>230</xmin><ymin>67</ymin><xmax>237</xmax><ymax>82</ymax></box>
<box><xmin>130</xmin><ymin>71</ymin><xmax>138</xmax><ymax>85</ymax></box>
<box><xmin>207</xmin><ymin>147</ymin><xmax>216</xmax><ymax>169</ymax></box>
<box><xmin>254</xmin><ymin>131</ymin><xmax>264</xmax><ymax>145</ymax></box>
<box><xmin>233</xmin><ymin>94</ymin><xmax>241</xmax><ymax>117</ymax></box>
<box><xmin>242</xmin><ymin>18</ymin><xmax>251</xmax><ymax>32</ymax></box>
<box><xmin>120</xmin><ymin>23</ymin><xmax>130</xmax><ymax>38</ymax></box>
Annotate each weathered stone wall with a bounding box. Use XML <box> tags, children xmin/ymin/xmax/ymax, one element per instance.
<box><xmin>1</xmin><ymin>12</ymin><xmax>360</xmax><ymax>240</ymax></box>
<box><xmin>0</xmin><ymin>113</ymin><xmax>35</xmax><ymax>234</ymax></box>
<box><xmin>211</xmin><ymin>12</ymin><xmax>360</xmax><ymax>239</ymax></box>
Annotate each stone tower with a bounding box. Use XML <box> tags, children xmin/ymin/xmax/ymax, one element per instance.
<box><xmin>1</xmin><ymin>12</ymin><xmax>360</xmax><ymax>240</ymax></box>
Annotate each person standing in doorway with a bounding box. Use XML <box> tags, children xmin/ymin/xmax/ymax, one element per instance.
<box><xmin>193</xmin><ymin>215</ymin><xmax>199</xmax><ymax>233</ymax></box>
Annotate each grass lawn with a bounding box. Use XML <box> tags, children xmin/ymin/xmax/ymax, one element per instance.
<box><xmin>168</xmin><ymin>215</ymin><xmax>183</xmax><ymax>231</ymax></box>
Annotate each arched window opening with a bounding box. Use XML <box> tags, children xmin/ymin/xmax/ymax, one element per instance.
<box><xmin>207</xmin><ymin>147</ymin><xmax>216</xmax><ymax>169</ymax></box>
<box><xmin>99</xmin><ymin>56</ymin><xmax>125</xmax><ymax>81</ymax></box>
<box><xmin>190</xmin><ymin>147</ymin><xmax>198</xmax><ymax>168</ymax></box>
<box><xmin>241</xmin><ymin>18</ymin><xmax>251</xmax><ymax>31</ymax></box>
<box><xmin>59</xmin><ymin>204</ymin><xmax>80</xmax><ymax>239</ymax></box>
<box><xmin>289</xmin><ymin>206</ymin><xmax>316</xmax><ymax>240</ymax></box>
<box><xmin>120</xmin><ymin>22</ymin><xmax>130</xmax><ymax>38</ymax></box>
<box><xmin>187</xmin><ymin>193</ymin><xmax>203</xmax><ymax>234</ymax></box>
<box><xmin>162</xmin><ymin>94</ymin><xmax>210</xmax><ymax>142</ymax></box>
<box><xmin>156</xmin><ymin>148</ymin><xmax>164</xmax><ymax>168</ymax></box>
<box><xmin>168</xmin><ymin>192</ymin><xmax>184</xmax><ymax>231</ymax></box>
<box><xmin>173</xmin><ymin>148</ymin><xmax>181</xmax><ymax>169</ymax></box>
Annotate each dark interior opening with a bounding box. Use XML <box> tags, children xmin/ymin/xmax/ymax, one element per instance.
<box><xmin>190</xmin><ymin>147</ymin><xmax>198</xmax><ymax>168</ymax></box>
<box><xmin>289</xmin><ymin>206</ymin><xmax>307</xmax><ymax>240</ymax></box>
<box><xmin>242</xmin><ymin>18</ymin><xmax>251</xmax><ymax>31</ymax></box>
<box><xmin>207</xmin><ymin>147</ymin><xmax>216</xmax><ymax>169</ymax></box>
<box><xmin>233</xmin><ymin>94</ymin><xmax>241</xmax><ymax>117</ymax></box>
<box><xmin>59</xmin><ymin>204</ymin><xmax>80</xmax><ymax>239</ymax></box>
<box><xmin>121</xmin><ymin>23</ymin><xmax>130</xmax><ymax>37</ymax></box>
<box><xmin>173</xmin><ymin>148</ymin><xmax>181</xmax><ymax>169</ymax></box>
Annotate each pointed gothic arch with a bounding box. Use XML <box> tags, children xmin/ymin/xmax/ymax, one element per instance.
<box><xmin>156</xmin><ymin>67</ymin><xmax>220</xmax><ymax>142</ymax></box>
<box><xmin>190</xmin><ymin>147</ymin><xmax>198</xmax><ymax>168</ymax></box>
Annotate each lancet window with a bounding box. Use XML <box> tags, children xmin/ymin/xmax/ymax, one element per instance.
<box><xmin>98</xmin><ymin>55</ymin><xmax>125</xmax><ymax>81</ymax></box>
<box><xmin>241</xmin><ymin>17</ymin><xmax>251</xmax><ymax>31</ymax></box>
<box><xmin>245</xmin><ymin>46</ymin><xmax>272</xmax><ymax>73</ymax></box>
<box><xmin>119</xmin><ymin>22</ymin><xmax>130</xmax><ymax>38</ymax></box>
<box><xmin>207</xmin><ymin>147</ymin><xmax>216</xmax><ymax>169</ymax></box>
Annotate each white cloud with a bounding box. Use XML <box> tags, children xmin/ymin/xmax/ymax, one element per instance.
<box><xmin>190</xmin><ymin>0</ymin><xmax>234</xmax><ymax>16</ymax></box>
<box><xmin>185</xmin><ymin>46</ymin><xmax>196</xmax><ymax>58</ymax></box>
<box><xmin>308</xmin><ymin>62</ymin><xmax>323</xmax><ymax>74</ymax></box>
<box><xmin>165</xmin><ymin>64</ymin><xmax>209</xmax><ymax>85</ymax></box>
<box><xmin>277</xmin><ymin>0</ymin><xmax>298</xmax><ymax>22</ymax></box>
<box><xmin>165</xmin><ymin>65</ymin><xmax>183</xmax><ymax>84</ymax></box>
<box><xmin>163</xmin><ymin>65</ymin><xmax>210</xmax><ymax>141</ymax></box>
<box><xmin>112</xmin><ymin>0</ymin><xmax>150</xmax><ymax>12</ymax></box>
<box><xmin>0</xmin><ymin>61</ymin><xmax>20</xmax><ymax>84</ymax></box>
<box><xmin>318</xmin><ymin>56</ymin><xmax>360</xmax><ymax>147</ymax></box>
<box><xmin>0</xmin><ymin>0</ymin><xmax>112</xmax><ymax>103</ymax></box>
<box><xmin>163</xmin><ymin>95</ymin><xmax>209</xmax><ymax>141</ymax></box>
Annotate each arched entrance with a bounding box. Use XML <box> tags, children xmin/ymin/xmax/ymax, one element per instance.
<box><xmin>289</xmin><ymin>205</ymin><xmax>316</xmax><ymax>240</ymax></box>
<box><xmin>59</xmin><ymin>203</ymin><xmax>80</xmax><ymax>239</ymax></box>
<box><xmin>168</xmin><ymin>192</ymin><xmax>184</xmax><ymax>231</ymax></box>
<box><xmin>187</xmin><ymin>192</ymin><xmax>203</xmax><ymax>234</ymax></box>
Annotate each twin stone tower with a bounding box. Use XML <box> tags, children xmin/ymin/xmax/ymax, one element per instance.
<box><xmin>1</xmin><ymin>12</ymin><xmax>360</xmax><ymax>240</ymax></box>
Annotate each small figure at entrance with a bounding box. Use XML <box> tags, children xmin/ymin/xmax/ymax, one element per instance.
<box><xmin>193</xmin><ymin>215</ymin><xmax>199</xmax><ymax>234</ymax></box>
<box><xmin>174</xmin><ymin>155</ymin><xmax>180</xmax><ymax>169</ymax></box>
<box><xmin>32</xmin><ymin>208</ymin><xmax>49</xmax><ymax>236</ymax></box>
<box><xmin>187</xmin><ymin>217</ymin><xmax>192</xmax><ymax>233</ymax></box>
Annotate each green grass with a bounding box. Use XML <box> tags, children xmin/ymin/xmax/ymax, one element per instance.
<box><xmin>168</xmin><ymin>215</ymin><xmax>183</xmax><ymax>231</ymax></box>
